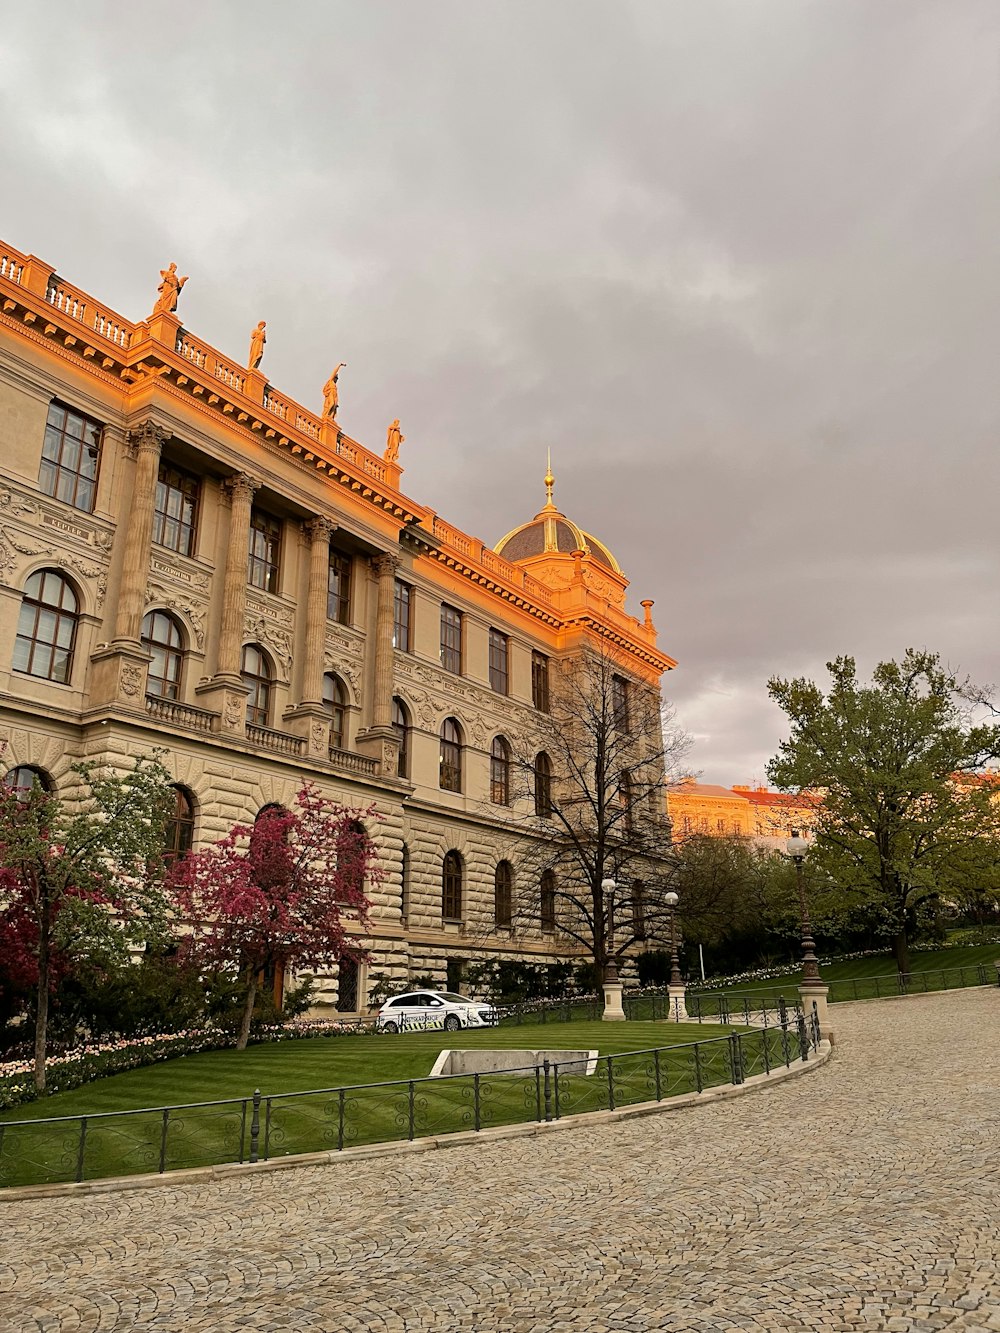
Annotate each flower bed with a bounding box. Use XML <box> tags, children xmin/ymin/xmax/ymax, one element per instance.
<box><xmin>0</xmin><ymin>1017</ymin><xmax>375</xmax><ymax>1112</ymax></box>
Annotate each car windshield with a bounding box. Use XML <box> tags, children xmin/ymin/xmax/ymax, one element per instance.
<box><xmin>439</xmin><ymin>992</ymin><xmax>473</xmax><ymax>1004</ymax></box>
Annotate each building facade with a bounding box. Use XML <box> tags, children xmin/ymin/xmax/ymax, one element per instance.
<box><xmin>667</xmin><ymin>781</ymin><xmax>819</xmax><ymax>850</ymax></box>
<box><xmin>0</xmin><ymin>240</ymin><xmax>675</xmax><ymax>1013</ymax></box>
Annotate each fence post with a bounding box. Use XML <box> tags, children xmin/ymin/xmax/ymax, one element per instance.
<box><xmin>761</xmin><ymin>1028</ymin><xmax>771</xmax><ymax>1075</ymax></box>
<box><xmin>728</xmin><ymin>1033</ymin><xmax>744</xmax><ymax>1085</ymax></box>
<box><xmin>249</xmin><ymin>1089</ymin><xmax>261</xmax><ymax>1164</ymax></box>
<box><xmin>338</xmin><ymin>1089</ymin><xmax>346</xmax><ymax>1151</ymax></box>
<box><xmin>743</xmin><ymin>997</ymin><xmax>751</xmax><ymax>1025</ymax></box>
<box><xmin>778</xmin><ymin>995</ymin><xmax>787</xmax><ymax>1026</ymax></box>
<box><xmin>606</xmin><ymin>1054</ymin><xmax>616</xmax><ymax>1111</ymax></box>
<box><xmin>473</xmin><ymin>1073</ymin><xmax>482</xmax><ymax>1132</ymax></box>
<box><xmin>780</xmin><ymin>1018</ymin><xmax>791</xmax><ymax>1067</ymax></box>
<box><xmin>76</xmin><ymin>1117</ymin><xmax>88</xmax><ymax>1183</ymax></box>
<box><xmin>693</xmin><ymin>1042</ymin><xmax>703</xmax><ymax>1092</ymax></box>
<box><xmin>653</xmin><ymin>1048</ymin><xmax>662</xmax><ymax>1101</ymax></box>
<box><xmin>408</xmin><ymin>1081</ymin><xmax>416</xmax><ymax>1140</ymax></box>
<box><xmin>796</xmin><ymin>1013</ymin><xmax>809</xmax><ymax>1061</ymax></box>
<box><xmin>535</xmin><ymin>1065</ymin><xmax>542</xmax><ymax>1121</ymax></box>
<box><xmin>543</xmin><ymin>1059</ymin><xmax>553</xmax><ymax>1122</ymax></box>
<box><xmin>553</xmin><ymin>1063</ymin><xmax>561</xmax><ymax>1119</ymax></box>
<box><xmin>159</xmin><ymin>1108</ymin><xmax>170</xmax><ymax>1174</ymax></box>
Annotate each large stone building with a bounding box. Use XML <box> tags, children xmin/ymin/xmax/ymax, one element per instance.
<box><xmin>0</xmin><ymin>240</ymin><xmax>675</xmax><ymax>1013</ymax></box>
<box><xmin>667</xmin><ymin>780</ymin><xmax>819</xmax><ymax>850</ymax></box>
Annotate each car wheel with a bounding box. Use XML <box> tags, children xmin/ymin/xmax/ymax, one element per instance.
<box><xmin>444</xmin><ymin>1014</ymin><xmax>461</xmax><ymax>1032</ymax></box>
<box><xmin>382</xmin><ymin>1020</ymin><xmax>399</xmax><ymax>1034</ymax></box>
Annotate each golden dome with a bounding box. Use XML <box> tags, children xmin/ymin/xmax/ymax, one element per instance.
<box><xmin>493</xmin><ymin>458</ymin><xmax>622</xmax><ymax>573</ymax></box>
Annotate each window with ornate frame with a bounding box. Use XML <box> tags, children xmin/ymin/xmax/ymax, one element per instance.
<box><xmin>13</xmin><ymin>569</ymin><xmax>79</xmax><ymax>683</ymax></box>
<box><xmin>327</xmin><ymin>548</ymin><xmax>352</xmax><ymax>624</ymax></box>
<box><xmin>440</xmin><ymin>604</ymin><xmax>463</xmax><ymax>674</ymax></box>
<box><xmin>393</xmin><ymin>580</ymin><xmax>412</xmax><ymax>652</ymax></box>
<box><xmin>248</xmin><ymin>509</ymin><xmax>282</xmax><ymax>593</ymax></box>
<box><xmin>540</xmin><ymin>869</ymin><xmax>557</xmax><ymax>933</ymax></box>
<box><xmin>442</xmin><ymin>850</ymin><xmax>464</xmax><ymax>922</ymax></box>
<box><xmin>495</xmin><ymin>861</ymin><xmax>513</xmax><ymax>927</ymax></box>
<box><xmin>439</xmin><ymin>717</ymin><xmax>463</xmax><ymax>792</ymax></box>
<box><xmin>490</xmin><ymin>735</ymin><xmax>511</xmax><ymax>805</ymax></box>
<box><xmin>612</xmin><ymin>673</ymin><xmax>631</xmax><ymax>733</ymax></box>
<box><xmin>392</xmin><ymin>697</ymin><xmax>410</xmax><ymax>777</ymax></box>
<box><xmin>165</xmin><ymin>786</ymin><xmax>196</xmax><ymax>863</ymax></box>
<box><xmin>324</xmin><ymin>673</ymin><xmax>348</xmax><ymax>750</ymax></box>
<box><xmin>3</xmin><ymin>765</ymin><xmax>52</xmax><ymax>802</ymax></box>
<box><xmin>531</xmin><ymin>651</ymin><xmax>550</xmax><ymax>713</ymax></box>
<box><xmin>241</xmin><ymin>643</ymin><xmax>273</xmax><ymax>726</ymax></box>
<box><xmin>141</xmin><ymin>610</ymin><xmax>184</xmax><ymax>700</ymax></box>
<box><xmin>488</xmin><ymin>629</ymin><xmax>509</xmax><ymax>695</ymax></box>
<box><xmin>534</xmin><ymin>752</ymin><xmax>553</xmax><ymax>819</ymax></box>
<box><xmin>153</xmin><ymin>463</ymin><xmax>199</xmax><ymax>556</ymax></box>
<box><xmin>38</xmin><ymin>401</ymin><xmax>102</xmax><ymax>513</ymax></box>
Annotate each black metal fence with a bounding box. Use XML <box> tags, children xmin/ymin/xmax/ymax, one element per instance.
<box><xmin>0</xmin><ymin>1017</ymin><xmax>820</xmax><ymax>1191</ymax></box>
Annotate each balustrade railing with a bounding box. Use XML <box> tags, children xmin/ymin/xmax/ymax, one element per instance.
<box><xmin>0</xmin><ymin>252</ymin><xmax>24</xmax><ymax>284</ymax></box>
<box><xmin>328</xmin><ymin>746</ymin><xmax>378</xmax><ymax>776</ymax></box>
<box><xmin>246</xmin><ymin>723</ymin><xmax>304</xmax><ymax>756</ymax></box>
<box><xmin>144</xmin><ymin>695</ymin><xmax>217</xmax><ymax>733</ymax></box>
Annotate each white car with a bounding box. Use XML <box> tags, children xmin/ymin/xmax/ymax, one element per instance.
<box><xmin>375</xmin><ymin>990</ymin><xmax>499</xmax><ymax>1034</ymax></box>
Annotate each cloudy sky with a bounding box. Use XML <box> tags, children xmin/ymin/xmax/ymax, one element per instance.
<box><xmin>2</xmin><ymin>2</ymin><xmax>998</xmax><ymax>783</ymax></box>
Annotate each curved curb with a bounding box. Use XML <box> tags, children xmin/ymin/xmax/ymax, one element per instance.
<box><xmin>0</xmin><ymin>1041</ymin><xmax>832</xmax><ymax>1203</ymax></box>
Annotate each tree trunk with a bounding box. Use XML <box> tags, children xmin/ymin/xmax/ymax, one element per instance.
<box><xmin>33</xmin><ymin>894</ymin><xmax>51</xmax><ymax>1092</ymax></box>
<box><xmin>893</xmin><ymin>929</ymin><xmax>911</xmax><ymax>980</ymax></box>
<box><xmin>236</xmin><ymin>974</ymin><xmax>258</xmax><ymax>1051</ymax></box>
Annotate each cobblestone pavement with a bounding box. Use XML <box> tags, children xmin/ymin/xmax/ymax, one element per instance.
<box><xmin>3</xmin><ymin>990</ymin><xmax>1000</xmax><ymax>1332</ymax></box>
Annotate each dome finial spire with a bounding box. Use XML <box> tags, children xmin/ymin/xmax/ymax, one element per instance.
<box><xmin>544</xmin><ymin>448</ymin><xmax>555</xmax><ymax>509</ymax></box>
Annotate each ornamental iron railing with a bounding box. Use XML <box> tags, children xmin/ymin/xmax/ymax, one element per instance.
<box><xmin>0</xmin><ymin>1021</ymin><xmax>819</xmax><ymax>1190</ymax></box>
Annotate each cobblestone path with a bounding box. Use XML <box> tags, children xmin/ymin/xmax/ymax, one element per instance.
<box><xmin>2</xmin><ymin>989</ymin><xmax>999</xmax><ymax>1332</ymax></box>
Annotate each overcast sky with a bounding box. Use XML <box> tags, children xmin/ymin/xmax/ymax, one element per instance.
<box><xmin>3</xmin><ymin>2</ymin><xmax>998</xmax><ymax>784</ymax></box>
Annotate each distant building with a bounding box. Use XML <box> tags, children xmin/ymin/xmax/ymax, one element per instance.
<box><xmin>667</xmin><ymin>781</ymin><xmax>819</xmax><ymax>849</ymax></box>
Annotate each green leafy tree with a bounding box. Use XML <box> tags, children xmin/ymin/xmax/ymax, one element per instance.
<box><xmin>768</xmin><ymin>651</ymin><xmax>1000</xmax><ymax>976</ymax></box>
<box><xmin>0</xmin><ymin>754</ymin><xmax>175</xmax><ymax>1089</ymax></box>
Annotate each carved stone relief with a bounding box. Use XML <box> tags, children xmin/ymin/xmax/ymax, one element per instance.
<box><xmin>246</xmin><ymin>592</ymin><xmax>294</xmax><ymax>629</ymax></box>
<box><xmin>149</xmin><ymin>555</ymin><xmax>211</xmax><ymax>594</ymax></box>
<box><xmin>146</xmin><ymin>581</ymin><xmax>207</xmax><ymax>649</ymax></box>
<box><xmin>245</xmin><ymin>614</ymin><xmax>292</xmax><ymax>674</ymax></box>
<box><xmin>120</xmin><ymin>664</ymin><xmax>143</xmax><ymax>698</ymax></box>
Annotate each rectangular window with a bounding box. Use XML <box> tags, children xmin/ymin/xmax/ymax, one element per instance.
<box><xmin>393</xmin><ymin>580</ymin><xmax>412</xmax><ymax>652</ymax></box>
<box><xmin>38</xmin><ymin>401</ymin><xmax>102</xmax><ymax>513</ymax></box>
<box><xmin>631</xmin><ymin>882</ymin><xmax>646</xmax><ymax>941</ymax></box>
<box><xmin>440</xmin><ymin>604</ymin><xmax>463</xmax><ymax>674</ymax></box>
<box><xmin>488</xmin><ymin>629</ymin><xmax>509</xmax><ymax>695</ymax></box>
<box><xmin>327</xmin><ymin>548</ymin><xmax>352</xmax><ymax>623</ymax></box>
<box><xmin>248</xmin><ymin>509</ymin><xmax>282</xmax><ymax>592</ymax></box>
<box><xmin>532</xmin><ymin>651</ymin><xmax>550</xmax><ymax>713</ymax></box>
<box><xmin>153</xmin><ymin>463</ymin><xmax>199</xmax><ymax>556</ymax></box>
<box><xmin>540</xmin><ymin>871</ymin><xmax>557</xmax><ymax>933</ymax></box>
<box><xmin>612</xmin><ymin>674</ymin><xmax>631</xmax><ymax>733</ymax></box>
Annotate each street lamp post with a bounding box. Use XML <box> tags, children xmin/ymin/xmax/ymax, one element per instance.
<box><xmin>600</xmin><ymin>877</ymin><xmax>626</xmax><ymax>1021</ymax></box>
<box><xmin>663</xmin><ymin>889</ymin><xmax>688</xmax><ymax>1021</ymax></box>
<box><xmin>785</xmin><ymin>830</ymin><xmax>830</xmax><ymax>1041</ymax></box>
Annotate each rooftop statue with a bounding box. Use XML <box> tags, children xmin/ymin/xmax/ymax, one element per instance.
<box><xmin>385</xmin><ymin>418</ymin><xmax>404</xmax><ymax>463</ymax></box>
<box><xmin>153</xmin><ymin>262</ymin><xmax>188</xmax><ymax>315</ymax></box>
<box><xmin>248</xmin><ymin>320</ymin><xmax>267</xmax><ymax>370</ymax></box>
<box><xmin>322</xmin><ymin>363</ymin><xmax>347</xmax><ymax>418</ymax></box>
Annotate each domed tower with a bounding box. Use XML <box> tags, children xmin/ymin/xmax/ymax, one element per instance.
<box><xmin>494</xmin><ymin>457</ymin><xmax>629</xmax><ymax>611</ymax></box>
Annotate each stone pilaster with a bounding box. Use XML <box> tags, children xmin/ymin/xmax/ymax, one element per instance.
<box><xmin>354</xmin><ymin>550</ymin><xmax>402</xmax><ymax>775</ymax></box>
<box><xmin>114</xmin><ymin>421</ymin><xmax>167</xmax><ymax>644</ymax></box>
<box><xmin>283</xmin><ymin>516</ymin><xmax>335</xmax><ymax>759</ymax></box>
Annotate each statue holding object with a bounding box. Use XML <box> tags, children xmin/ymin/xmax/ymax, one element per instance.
<box><xmin>154</xmin><ymin>262</ymin><xmax>188</xmax><ymax>315</ymax></box>
<box><xmin>323</xmin><ymin>363</ymin><xmax>347</xmax><ymax>418</ymax></box>
<box><xmin>385</xmin><ymin>419</ymin><xmax>405</xmax><ymax>463</ymax></box>
<box><xmin>248</xmin><ymin>320</ymin><xmax>267</xmax><ymax>370</ymax></box>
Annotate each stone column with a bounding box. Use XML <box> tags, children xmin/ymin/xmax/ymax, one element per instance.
<box><xmin>113</xmin><ymin>422</ymin><xmax>167</xmax><ymax>644</ymax></box>
<box><xmin>301</xmin><ymin>516</ymin><xmax>334</xmax><ymax>705</ymax></box>
<box><xmin>216</xmin><ymin>473</ymin><xmax>260</xmax><ymax>680</ymax></box>
<box><xmin>370</xmin><ymin>552</ymin><xmax>400</xmax><ymax>728</ymax></box>
<box><xmin>354</xmin><ymin>551</ymin><xmax>402</xmax><ymax>775</ymax></box>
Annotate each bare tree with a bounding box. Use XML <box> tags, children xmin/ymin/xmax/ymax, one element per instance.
<box><xmin>483</xmin><ymin>647</ymin><xmax>690</xmax><ymax>981</ymax></box>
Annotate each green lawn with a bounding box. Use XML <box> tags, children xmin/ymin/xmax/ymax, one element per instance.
<box><xmin>0</xmin><ymin>1019</ymin><xmax>751</xmax><ymax>1190</ymax></box>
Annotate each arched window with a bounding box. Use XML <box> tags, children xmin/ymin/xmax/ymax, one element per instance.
<box><xmin>495</xmin><ymin>861</ymin><xmax>513</xmax><ymax>927</ymax></box>
<box><xmin>439</xmin><ymin>718</ymin><xmax>462</xmax><ymax>792</ymax></box>
<box><xmin>13</xmin><ymin>569</ymin><xmax>79</xmax><ymax>683</ymax></box>
<box><xmin>540</xmin><ymin>869</ymin><xmax>557</xmax><ymax>933</ymax></box>
<box><xmin>141</xmin><ymin>610</ymin><xmax>184</xmax><ymax>700</ymax></box>
<box><xmin>534</xmin><ymin>752</ymin><xmax>553</xmax><ymax>819</ymax></box>
<box><xmin>4</xmin><ymin>765</ymin><xmax>52</xmax><ymax>803</ymax></box>
<box><xmin>490</xmin><ymin>736</ymin><xmax>511</xmax><ymax>805</ymax></box>
<box><xmin>242</xmin><ymin>644</ymin><xmax>272</xmax><ymax>727</ymax></box>
<box><xmin>323</xmin><ymin>672</ymin><xmax>347</xmax><ymax>750</ymax></box>
<box><xmin>165</xmin><ymin>785</ymin><xmax>195</xmax><ymax>863</ymax></box>
<box><xmin>337</xmin><ymin>956</ymin><xmax>360</xmax><ymax>1012</ymax></box>
<box><xmin>442</xmin><ymin>850</ymin><xmax>464</xmax><ymax>921</ymax></box>
<box><xmin>392</xmin><ymin>697</ymin><xmax>410</xmax><ymax>778</ymax></box>
<box><xmin>337</xmin><ymin>819</ymin><xmax>368</xmax><ymax>897</ymax></box>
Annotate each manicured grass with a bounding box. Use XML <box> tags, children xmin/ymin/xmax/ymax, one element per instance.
<box><xmin>689</xmin><ymin>943</ymin><xmax>1000</xmax><ymax>1002</ymax></box>
<box><xmin>0</xmin><ymin>1019</ymin><xmax>745</xmax><ymax>1189</ymax></box>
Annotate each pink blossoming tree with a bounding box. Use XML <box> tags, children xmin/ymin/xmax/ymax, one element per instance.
<box><xmin>170</xmin><ymin>784</ymin><xmax>380</xmax><ymax>1049</ymax></box>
